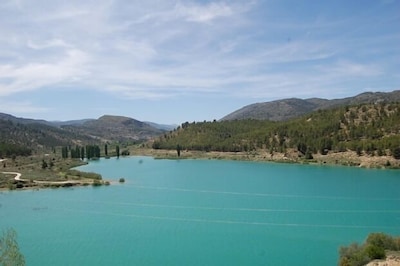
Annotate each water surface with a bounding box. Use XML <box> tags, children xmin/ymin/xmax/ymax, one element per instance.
<box><xmin>1</xmin><ymin>157</ymin><xmax>399</xmax><ymax>265</ymax></box>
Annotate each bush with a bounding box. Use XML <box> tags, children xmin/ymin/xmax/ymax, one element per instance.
<box><xmin>366</xmin><ymin>233</ymin><xmax>397</xmax><ymax>250</ymax></box>
<box><xmin>365</xmin><ymin>244</ymin><xmax>385</xmax><ymax>260</ymax></box>
<box><xmin>119</xmin><ymin>178</ymin><xmax>125</xmax><ymax>183</ymax></box>
<box><xmin>338</xmin><ymin>233</ymin><xmax>400</xmax><ymax>265</ymax></box>
<box><xmin>0</xmin><ymin>228</ymin><xmax>25</xmax><ymax>266</ymax></box>
<box><xmin>66</xmin><ymin>170</ymin><xmax>102</xmax><ymax>180</ymax></box>
<box><xmin>121</xmin><ymin>150</ymin><xmax>130</xmax><ymax>156</ymax></box>
<box><xmin>339</xmin><ymin>243</ymin><xmax>369</xmax><ymax>266</ymax></box>
<box><xmin>92</xmin><ymin>180</ymin><xmax>102</xmax><ymax>186</ymax></box>
<box><xmin>392</xmin><ymin>147</ymin><xmax>400</xmax><ymax>160</ymax></box>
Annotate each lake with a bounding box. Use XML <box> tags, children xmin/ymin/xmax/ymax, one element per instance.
<box><xmin>1</xmin><ymin>156</ymin><xmax>399</xmax><ymax>265</ymax></box>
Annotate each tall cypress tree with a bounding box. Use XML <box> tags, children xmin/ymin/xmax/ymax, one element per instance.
<box><xmin>81</xmin><ymin>147</ymin><xmax>85</xmax><ymax>160</ymax></box>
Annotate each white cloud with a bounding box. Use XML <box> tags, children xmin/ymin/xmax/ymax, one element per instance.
<box><xmin>0</xmin><ymin>49</ymin><xmax>90</xmax><ymax>96</ymax></box>
<box><xmin>0</xmin><ymin>0</ymin><xmax>398</xmax><ymax>107</ymax></box>
<box><xmin>323</xmin><ymin>61</ymin><xmax>382</xmax><ymax>77</ymax></box>
<box><xmin>174</xmin><ymin>2</ymin><xmax>233</xmax><ymax>22</ymax></box>
<box><xmin>0</xmin><ymin>100</ymin><xmax>49</xmax><ymax>115</ymax></box>
<box><xmin>27</xmin><ymin>39</ymin><xmax>71</xmax><ymax>50</ymax></box>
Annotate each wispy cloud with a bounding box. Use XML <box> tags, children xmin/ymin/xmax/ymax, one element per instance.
<box><xmin>0</xmin><ymin>0</ymin><xmax>398</xmax><ymax>122</ymax></box>
<box><xmin>0</xmin><ymin>49</ymin><xmax>89</xmax><ymax>96</ymax></box>
<box><xmin>27</xmin><ymin>39</ymin><xmax>71</xmax><ymax>50</ymax></box>
<box><xmin>0</xmin><ymin>100</ymin><xmax>49</xmax><ymax>115</ymax></box>
<box><xmin>174</xmin><ymin>2</ymin><xmax>234</xmax><ymax>22</ymax></box>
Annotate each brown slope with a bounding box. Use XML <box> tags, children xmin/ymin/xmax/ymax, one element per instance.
<box><xmin>221</xmin><ymin>90</ymin><xmax>400</xmax><ymax>121</ymax></box>
<box><xmin>62</xmin><ymin>115</ymin><xmax>165</xmax><ymax>142</ymax></box>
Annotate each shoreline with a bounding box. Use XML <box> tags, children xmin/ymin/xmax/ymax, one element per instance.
<box><xmin>129</xmin><ymin>148</ymin><xmax>400</xmax><ymax>169</ymax></box>
<box><xmin>1</xmin><ymin>148</ymin><xmax>398</xmax><ymax>192</ymax></box>
<box><xmin>0</xmin><ymin>158</ymin><xmax>110</xmax><ymax>191</ymax></box>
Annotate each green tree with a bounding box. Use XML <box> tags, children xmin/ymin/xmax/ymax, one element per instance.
<box><xmin>94</xmin><ymin>146</ymin><xmax>100</xmax><ymax>158</ymax></box>
<box><xmin>392</xmin><ymin>147</ymin><xmax>400</xmax><ymax>160</ymax></box>
<box><xmin>41</xmin><ymin>160</ymin><xmax>48</xmax><ymax>169</ymax></box>
<box><xmin>339</xmin><ymin>232</ymin><xmax>400</xmax><ymax>266</ymax></box>
<box><xmin>104</xmin><ymin>144</ymin><xmax>108</xmax><ymax>156</ymax></box>
<box><xmin>61</xmin><ymin>146</ymin><xmax>68</xmax><ymax>159</ymax></box>
<box><xmin>177</xmin><ymin>144</ymin><xmax>181</xmax><ymax>157</ymax></box>
<box><xmin>116</xmin><ymin>145</ymin><xmax>120</xmax><ymax>158</ymax></box>
<box><xmin>0</xmin><ymin>228</ymin><xmax>25</xmax><ymax>266</ymax></box>
<box><xmin>365</xmin><ymin>244</ymin><xmax>385</xmax><ymax>260</ymax></box>
<box><xmin>80</xmin><ymin>147</ymin><xmax>85</xmax><ymax>160</ymax></box>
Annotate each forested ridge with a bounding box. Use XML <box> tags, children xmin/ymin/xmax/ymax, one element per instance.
<box><xmin>0</xmin><ymin>119</ymin><xmax>94</xmax><ymax>157</ymax></box>
<box><xmin>153</xmin><ymin>102</ymin><xmax>400</xmax><ymax>159</ymax></box>
<box><xmin>0</xmin><ymin>114</ymin><xmax>163</xmax><ymax>157</ymax></box>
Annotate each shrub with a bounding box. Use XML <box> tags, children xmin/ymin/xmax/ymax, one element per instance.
<box><xmin>0</xmin><ymin>228</ymin><xmax>25</xmax><ymax>266</ymax></box>
<box><xmin>338</xmin><ymin>233</ymin><xmax>400</xmax><ymax>265</ymax></box>
<box><xmin>366</xmin><ymin>233</ymin><xmax>397</xmax><ymax>250</ymax></box>
<box><xmin>121</xmin><ymin>150</ymin><xmax>130</xmax><ymax>156</ymax></box>
<box><xmin>119</xmin><ymin>178</ymin><xmax>125</xmax><ymax>183</ymax></box>
<box><xmin>392</xmin><ymin>147</ymin><xmax>400</xmax><ymax>160</ymax></box>
<box><xmin>66</xmin><ymin>170</ymin><xmax>102</xmax><ymax>180</ymax></box>
<box><xmin>365</xmin><ymin>244</ymin><xmax>385</xmax><ymax>260</ymax></box>
<box><xmin>339</xmin><ymin>243</ymin><xmax>369</xmax><ymax>266</ymax></box>
<box><xmin>92</xmin><ymin>180</ymin><xmax>102</xmax><ymax>186</ymax></box>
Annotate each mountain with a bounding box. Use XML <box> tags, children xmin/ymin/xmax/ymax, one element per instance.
<box><xmin>144</xmin><ymin>121</ymin><xmax>177</xmax><ymax>131</ymax></box>
<box><xmin>0</xmin><ymin>118</ymin><xmax>96</xmax><ymax>152</ymax></box>
<box><xmin>153</xmin><ymin>102</ymin><xmax>400</xmax><ymax>162</ymax></box>
<box><xmin>0</xmin><ymin>113</ymin><xmax>94</xmax><ymax>127</ymax></box>
<box><xmin>0</xmin><ymin>113</ymin><xmax>55</xmax><ymax>127</ymax></box>
<box><xmin>0</xmin><ymin>114</ymin><xmax>165</xmax><ymax>153</ymax></box>
<box><xmin>221</xmin><ymin>90</ymin><xmax>400</xmax><ymax>121</ymax></box>
<box><xmin>61</xmin><ymin>115</ymin><xmax>165</xmax><ymax>142</ymax></box>
<box><xmin>51</xmin><ymin>119</ymin><xmax>96</xmax><ymax>127</ymax></box>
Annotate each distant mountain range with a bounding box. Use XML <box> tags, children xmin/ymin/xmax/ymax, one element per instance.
<box><xmin>221</xmin><ymin>90</ymin><xmax>400</xmax><ymax>121</ymax></box>
<box><xmin>0</xmin><ymin>113</ymin><xmax>168</xmax><ymax>150</ymax></box>
<box><xmin>2</xmin><ymin>90</ymin><xmax>400</xmax><ymax>152</ymax></box>
<box><xmin>61</xmin><ymin>115</ymin><xmax>165</xmax><ymax>142</ymax></box>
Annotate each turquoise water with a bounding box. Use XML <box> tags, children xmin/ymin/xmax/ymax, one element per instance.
<box><xmin>1</xmin><ymin>157</ymin><xmax>399</xmax><ymax>265</ymax></box>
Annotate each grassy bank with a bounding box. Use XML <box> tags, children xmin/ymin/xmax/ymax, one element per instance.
<box><xmin>0</xmin><ymin>154</ymin><xmax>109</xmax><ymax>191</ymax></box>
<box><xmin>128</xmin><ymin>146</ymin><xmax>400</xmax><ymax>169</ymax></box>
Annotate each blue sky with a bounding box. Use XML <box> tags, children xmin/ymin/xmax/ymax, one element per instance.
<box><xmin>0</xmin><ymin>0</ymin><xmax>399</xmax><ymax>124</ymax></box>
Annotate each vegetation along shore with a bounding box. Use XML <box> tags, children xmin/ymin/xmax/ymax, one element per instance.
<box><xmin>1</xmin><ymin>92</ymin><xmax>400</xmax><ymax>190</ymax></box>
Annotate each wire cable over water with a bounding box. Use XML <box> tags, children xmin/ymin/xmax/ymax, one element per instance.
<box><xmin>56</xmin><ymin>207</ymin><xmax>400</xmax><ymax>230</ymax></box>
<box><xmin>46</xmin><ymin>198</ymin><xmax>400</xmax><ymax>214</ymax></box>
<box><xmin>124</xmin><ymin>184</ymin><xmax>400</xmax><ymax>201</ymax></box>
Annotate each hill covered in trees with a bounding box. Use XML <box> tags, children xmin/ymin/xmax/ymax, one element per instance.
<box><xmin>61</xmin><ymin>115</ymin><xmax>165</xmax><ymax>142</ymax></box>
<box><xmin>0</xmin><ymin>114</ymin><xmax>165</xmax><ymax>157</ymax></box>
<box><xmin>222</xmin><ymin>90</ymin><xmax>400</xmax><ymax>121</ymax></box>
<box><xmin>152</xmin><ymin>102</ymin><xmax>400</xmax><ymax>163</ymax></box>
<box><xmin>0</xmin><ymin>119</ymin><xmax>96</xmax><ymax>156</ymax></box>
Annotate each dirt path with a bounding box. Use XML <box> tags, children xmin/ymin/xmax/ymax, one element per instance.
<box><xmin>1</xmin><ymin>172</ymin><xmax>88</xmax><ymax>185</ymax></box>
<box><xmin>2</xmin><ymin>172</ymin><xmax>23</xmax><ymax>181</ymax></box>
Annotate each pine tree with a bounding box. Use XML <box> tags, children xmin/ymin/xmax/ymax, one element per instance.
<box><xmin>0</xmin><ymin>229</ymin><xmax>25</xmax><ymax>266</ymax></box>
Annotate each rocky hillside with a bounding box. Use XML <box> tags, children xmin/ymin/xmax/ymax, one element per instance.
<box><xmin>153</xmin><ymin>102</ymin><xmax>400</xmax><ymax>165</ymax></box>
<box><xmin>222</xmin><ymin>90</ymin><xmax>400</xmax><ymax>121</ymax></box>
<box><xmin>0</xmin><ymin>114</ymin><xmax>165</xmax><ymax>155</ymax></box>
<box><xmin>0</xmin><ymin>119</ymin><xmax>95</xmax><ymax>154</ymax></box>
<box><xmin>61</xmin><ymin>115</ymin><xmax>165</xmax><ymax>142</ymax></box>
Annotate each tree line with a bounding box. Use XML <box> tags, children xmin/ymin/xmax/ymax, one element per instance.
<box><xmin>0</xmin><ymin>143</ymin><xmax>31</xmax><ymax>158</ymax></box>
<box><xmin>61</xmin><ymin>144</ymin><xmax>121</xmax><ymax>159</ymax></box>
<box><xmin>152</xmin><ymin>103</ymin><xmax>400</xmax><ymax>159</ymax></box>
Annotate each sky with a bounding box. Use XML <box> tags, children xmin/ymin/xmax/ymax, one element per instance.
<box><xmin>0</xmin><ymin>0</ymin><xmax>399</xmax><ymax>124</ymax></box>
